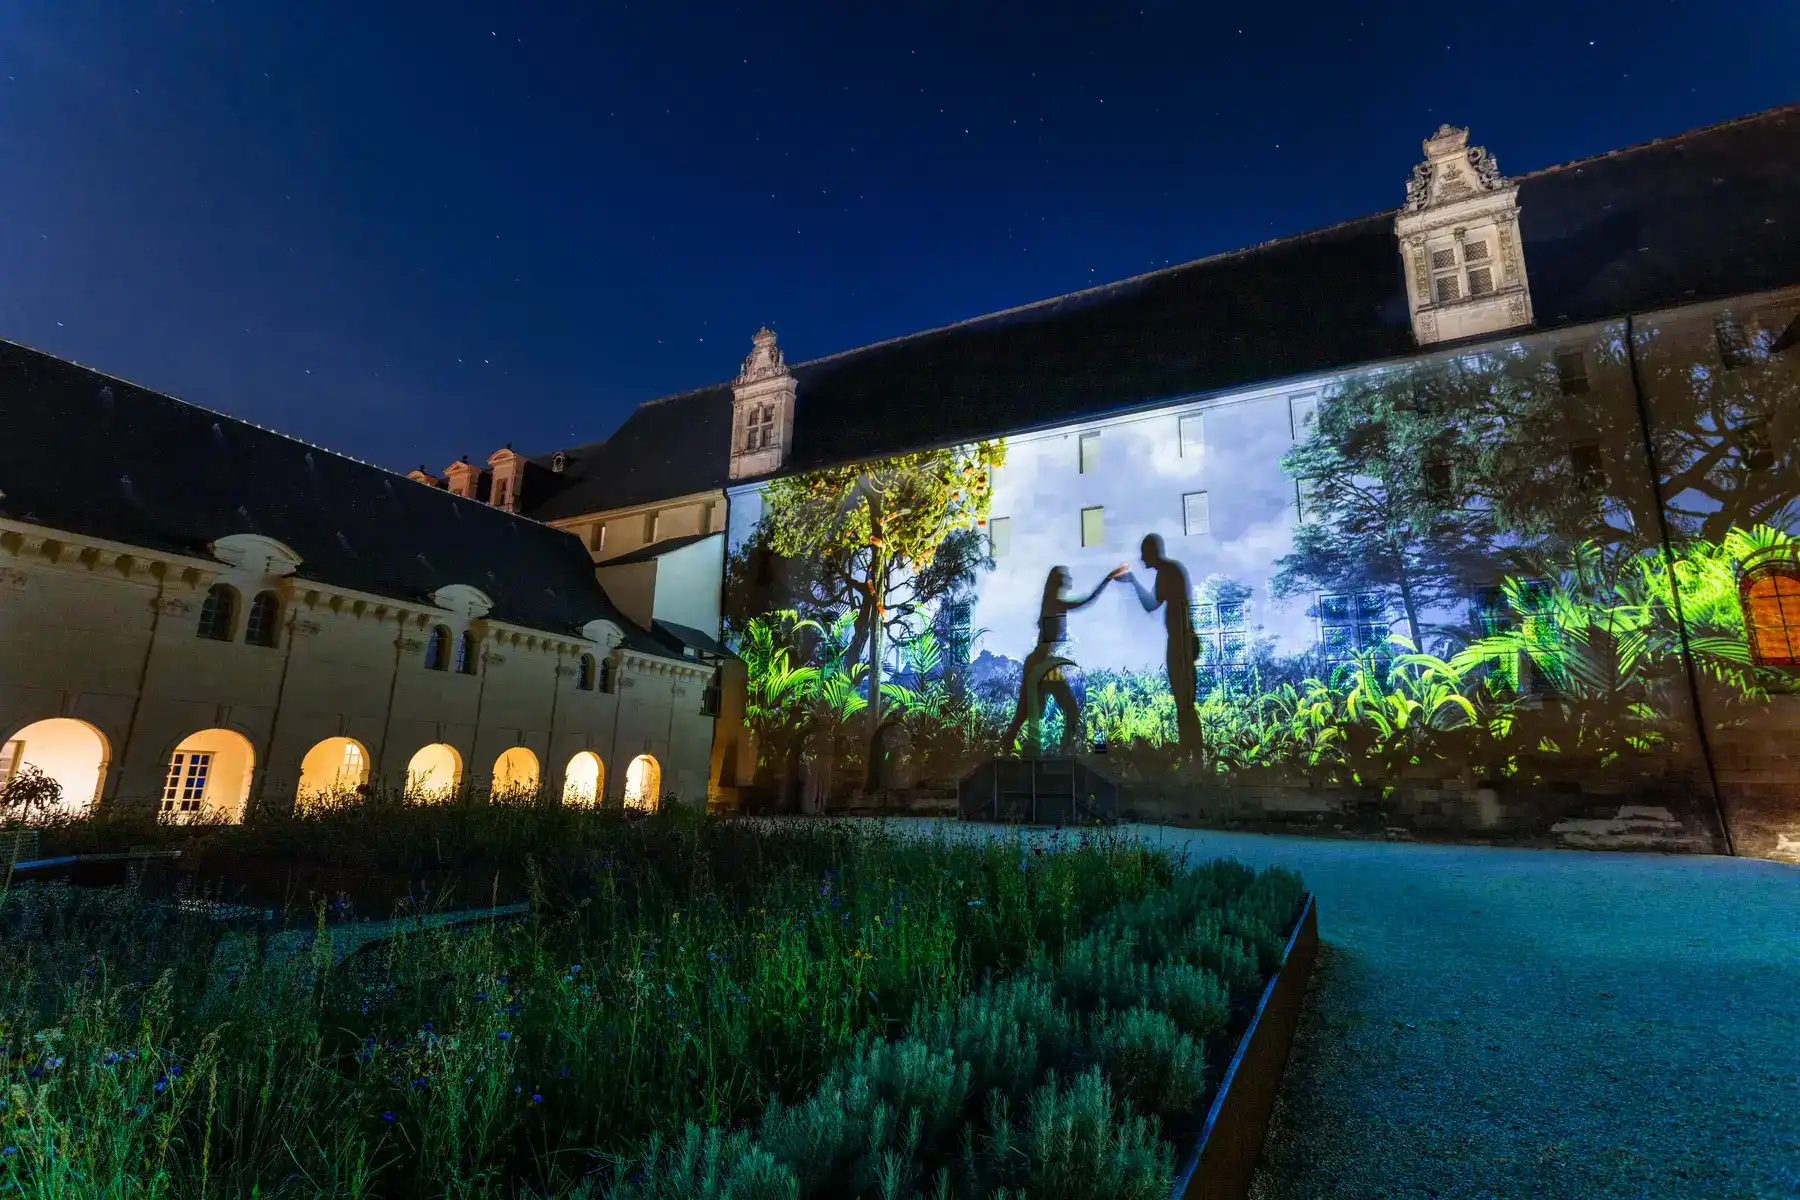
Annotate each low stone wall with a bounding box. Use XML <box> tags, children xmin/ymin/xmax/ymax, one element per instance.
<box><xmin>1118</xmin><ymin>774</ymin><xmax>1725</xmax><ymax>854</ymax></box>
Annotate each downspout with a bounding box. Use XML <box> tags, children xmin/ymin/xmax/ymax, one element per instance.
<box><xmin>545</xmin><ymin>643</ymin><xmax>564</xmax><ymax>806</ymax></box>
<box><xmin>374</xmin><ymin>613</ymin><xmax>409</xmax><ymax>791</ymax></box>
<box><xmin>469</xmin><ymin>632</ymin><xmax>492</xmax><ymax>803</ymax></box>
<box><xmin>1624</xmin><ymin>314</ymin><xmax>1735</xmax><ymax>855</ymax></box>
<box><xmin>253</xmin><ymin>600</ymin><xmax>305</xmax><ymax>816</ymax></box>
<box><xmin>114</xmin><ymin>566</ymin><xmax>170</xmax><ymax>811</ymax></box>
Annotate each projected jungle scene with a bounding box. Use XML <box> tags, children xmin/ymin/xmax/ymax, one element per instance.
<box><xmin>724</xmin><ymin>314</ymin><xmax>1800</xmax><ymax>808</ymax></box>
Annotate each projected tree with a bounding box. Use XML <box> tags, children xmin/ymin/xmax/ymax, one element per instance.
<box><xmin>760</xmin><ymin>440</ymin><xmax>1005</xmax><ymax>792</ymax></box>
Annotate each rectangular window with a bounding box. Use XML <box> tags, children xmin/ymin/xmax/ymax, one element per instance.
<box><xmin>1715</xmin><ymin>315</ymin><xmax>1753</xmax><ymax>369</ymax></box>
<box><xmin>1319</xmin><ymin>591</ymin><xmax>1390</xmax><ymax>662</ymax></box>
<box><xmin>1078</xmin><ymin>432</ymin><xmax>1100</xmax><ymax>474</ymax></box>
<box><xmin>1742</xmin><ymin>418</ymin><xmax>1774</xmax><ymax>470</ymax></box>
<box><xmin>700</xmin><ymin>674</ymin><xmax>722</xmax><ymax>717</ymax></box>
<box><xmin>1569</xmin><ymin>441</ymin><xmax>1606</xmax><ymax>491</ymax></box>
<box><xmin>1555</xmin><ymin>349</ymin><xmax>1590</xmax><ymax>395</ymax></box>
<box><xmin>592</xmin><ymin>523</ymin><xmax>607</xmax><ymax>551</ymax></box>
<box><xmin>1080</xmin><ymin>506</ymin><xmax>1105</xmax><ymax>548</ymax></box>
<box><xmin>1428</xmin><ymin>238</ymin><xmax>1497</xmax><ymax>305</ymax></box>
<box><xmin>945</xmin><ymin>600</ymin><xmax>974</xmax><ymax>664</ymax></box>
<box><xmin>1424</xmin><ymin>458</ymin><xmax>1453</xmax><ymax>501</ymax></box>
<box><xmin>161</xmin><ymin>751</ymin><xmax>211</xmax><ymax>816</ymax></box>
<box><xmin>1178</xmin><ymin>413</ymin><xmax>1205</xmax><ymax>458</ymax></box>
<box><xmin>0</xmin><ymin>740</ymin><xmax>21</xmax><ymax>787</ymax></box>
<box><xmin>1466</xmin><ymin>266</ymin><xmax>1494</xmax><ymax>296</ymax></box>
<box><xmin>988</xmin><ymin>516</ymin><xmax>1012</xmax><ymax>559</ymax></box>
<box><xmin>645</xmin><ymin>512</ymin><xmax>660</xmax><ymax>543</ymax></box>
<box><xmin>1194</xmin><ymin>594</ymin><xmax>1250</xmax><ymax>693</ymax></box>
<box><xmin>1289</xmin><ymin>393</ymin><xmax>1319</xmax><ymax>441</ymax></box>
<box><xmin>1182</xmin><ymin>491</ymin><xmax>1211</xmax><ymax>536</ymax></box>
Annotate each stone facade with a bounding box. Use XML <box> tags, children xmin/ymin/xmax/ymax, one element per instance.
<box><xmin>0</xmin><ymin>517</ymin><xmax>717</xmax><ymax>817</ymax></box>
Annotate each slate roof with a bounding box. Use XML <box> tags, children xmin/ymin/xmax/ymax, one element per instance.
<box><xmin>528</xmin><ymin>104</ymin><xmax>1800</xmax><ymax>513</ymax></box>
<box><xmin>595</xmin><ymin>531</ymin><xmax>721</xmax><ymax>567</ymax></box>
<box><xmin>0</xmin><ymin>340</ymin><xmax>661</xmax><ymax>646</ymax></box>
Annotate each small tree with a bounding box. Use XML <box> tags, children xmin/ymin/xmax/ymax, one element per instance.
<box><xmin>2</xmin><ymin>764</ymin><xmax>63</xmax><ymax>892</ymax></box>
<box><xmin>760</xmin><ymin>441</ymin><xmax>1004</xmax><ymax>791</ymax></box>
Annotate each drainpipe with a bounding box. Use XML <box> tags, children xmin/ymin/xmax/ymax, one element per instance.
<box><xmin>253</xmin><ymin>601</ymin><xmax>305</xmax><ymax>816</ymax></box>
<box><xmin>114</xmin><ymin>566</ymin><xmax>170</xmax><ymax>811</ymax></box>
<box><xmin>373</xmin><ymin>613</ymin><xmax>409</xmax><ymax>789</ymax></box>
<box><xmin>545</xmin><ymin>643</ymin><xmax>564</xmax><ymax>805</ymax></box>
<box><xmin>1624</xmin><ymin>314</ymin><xmax>1735</xmax><ymax>856</ymax></box>
<box><xmin>469</xmin><ymin>633</ymin><xmax>492</xmax><ymax>803</ymax></box>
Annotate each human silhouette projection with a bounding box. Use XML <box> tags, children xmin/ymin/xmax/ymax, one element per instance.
<box><xmin>1004</xmin><ymin>564</ymin><xmax>1128</xmax><ymax>756</ymax></box>
<box><xmin>1123</xmin><ymin>534</ymin><xmax>1203</xmax><ymax>757</ymax></box>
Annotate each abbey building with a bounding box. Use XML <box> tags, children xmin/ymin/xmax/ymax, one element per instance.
<box><xmin>5</xmin><ymin>104</ymin><xmax>1800</xmax><ymax>859</ymax></box>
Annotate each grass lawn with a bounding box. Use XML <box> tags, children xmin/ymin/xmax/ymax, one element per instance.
<box><xmin>0</xmin><ymin>806</ymin><xmax>1303</xmax><ymax>1199</ymax></box>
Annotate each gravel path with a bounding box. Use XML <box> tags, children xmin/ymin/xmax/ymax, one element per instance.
<box><xmin>1115</xmin><ymin>828</ymin><xmax>1800</xmax><ymax>1200</ymax></box>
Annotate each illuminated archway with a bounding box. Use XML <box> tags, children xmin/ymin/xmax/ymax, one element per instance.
<box><xmin>492</xmin><ymin>746</ymin><xmax>540</xmax><ymax>800</ymax></box>
<box><xmin>624</xmin><ymin>754</ymin><xmax>660</xmax><ymax>813</ymax></box>
<box><xmin>296</xmin><ymin>737</ymin><xmax>371</xmax><ymax>811</ymax></box>
<box><xmin>405</xmin><ymin>743</ymin><xmax>463</xmax><ymax>803</ymax></box>
<box><xmin>1</xmin><ymin>718</ymin><xmax>110</xmax><ymax>817</ymax></box>
<box><xmin>562</xmin><ymin>751</ymin><xmax>603</xmax><ymax>807</ymax></box>
<box><xmin>162</xmin><ymin>728</ymin><xmax>254</xmax><ymax>823</ymax></box>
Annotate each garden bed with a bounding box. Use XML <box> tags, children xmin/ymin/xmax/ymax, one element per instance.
<box><xmin>1</xmin><ymin>807</ymin><xmax>1303</xmax><ymax>1198</ymax></box>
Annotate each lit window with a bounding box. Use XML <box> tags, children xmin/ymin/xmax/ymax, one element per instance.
<box><xmin>1555</xmin><ymin>349</ymin><xmax>1589</xmax><ymax>395</ymax></box>
<box><xmin>577</xmin><ymin>653</ymin><xmax>596</xmax><ymax>691</ymax></box>
<box><xmin>161</xmin><ymin>751</ymin><xmax>212</xmax><ymax>816</ymax></box>
<box><xmin>1078</xmin><ymin>432</ymin><xmax>1100</xmax><ymax>474</ymax></box>
<box><xmin>1080</xmin><ymin>506</ymin><xmax>1105</xmax><ymax>548</ymax></box>
<box><xmin>342</xmin><ymin>742</ymin><xmax>364</xmax><ymax>774</ymax></box>
<box><xmin>593</xmin><ymin>523</ymin><xmax>607</xmax><ymax>551</ymax></box>
<box><xmin>1744</xmin><ymin>571</ymin><xmax>1800</xmax><ymax>666</ymax></box>
<box><xmin>1428</xmin><ymin>237</ymin><xmax>1497</xmax><ymax>305</ymax></box>
<box><xmin>1182</xmin><ymin>491</ymin><xmax>1211</xmax><ymax>536</ymax></box>
<box><xmin>745</xmin><ymin>404</ymin><xmax>775</xmax><ymax>451</ymax></box>
<box><xmin>425</xmin><ymin>625</ymin><xmax>451</xmax><ymax>670</ymax></box>
<box><xmin>0</xmin><ymin>740</ymin><xmax>22</xmax><ymax>787</ymax></box>
<box><xmin>1319</xmin><ymin>592</ymin><xmax>1390</xmax><ymax>662</ymax></box>
<box><xmin>455</xmin><ymin>632</ymin><xmax>477</xmax><ymax>675</ymax></box>
<box><xmin>988</xmin><ymin>516</ymin><xmax>1012</xmax><ymax>559</ymax></box>
<box><xmin>645</xmin><ymin>511</ymin><xmax>660</xmax><ymax>543</ymax></box>
<box><xmin>196</xmin><ymin>584</ymin><xmax>237</xmax><ymax>641</ymax></box>
<box><xmin>244</xmin><ymin>591</ymin><xmax>280</xmax><ymax>647</ymax></box>
<box><xmin>1178</xmin><ymin>413</ymin><xmax>1205</xmax><ymax>458</ymax></box>
<box><xmin>493</xmin><ymin>479</ymin><xmax>510</xmax><ymax>508</ymax></box>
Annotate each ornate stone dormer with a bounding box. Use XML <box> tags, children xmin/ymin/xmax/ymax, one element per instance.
<box><xmin>443</xmin><ymin>456</ymin><xmax>482</xmax><ymax>500</ymax></box>
<box><xmin>487</xmin><ymin>445</ymin><xmax>525</xmax><ymax>512</ymax></box>
<box><xmin>407</xmin><ymin>466</ymin><xmax>443</xmax><ymax>488</ymax></box>
<box><xmin>729</xmin><ymin>327</ymin><xmax>797</xmax><ymax>480</ymax></box>
<box><xmin>1395</xmin><ymin>125</ymin><xmax>1533</xmax><ymax>346</ymax></box>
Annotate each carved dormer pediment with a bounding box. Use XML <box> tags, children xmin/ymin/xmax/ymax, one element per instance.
<box><xmin>1395</xmin><ymin>124</ymin><xmax>1533</xmax><ymax>345</ymax></box>
<box><xmin>729</xmin><ymin>327</ymin><xmax>798</xmax><ymax>481</ymax></box>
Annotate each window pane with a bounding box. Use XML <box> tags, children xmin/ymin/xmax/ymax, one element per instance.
<box><xmin>1078</xmin><ymin>432</ymin><xmax>1099</xmax><ymax>474</ymax></box>
<box><xmin>1178</xmin><ymin>414</ymin><xmax>1205</xmax><ymax>458</ymax></box>
<box><xmin>1182</xmin><ymin>491</ymin><xmax>1211</xmax><ymax>536</ymax></box>
<box><xmin>1289</xmin><ymin>394</ymin><xmax>1318</xmax><ymax>440</ymax></box>
<box><xmin>1080</xmin><ymin>506</ymin><xmax>1104</xmax><ymax>548</ymax></box>
<box><xmin>988</xmin><ymin>516</ymin><xmax>1012</xmax><ymax>559</ymax></box>
<box><xmin>1555</xmin><ymin>350</ymin><xmax>1589</xmax><ymax>395</ymax></box>
<box><xmin>1217</xmin><ymin>601</ymin><xmax>1246</xmax><ymax>630</ymax></box>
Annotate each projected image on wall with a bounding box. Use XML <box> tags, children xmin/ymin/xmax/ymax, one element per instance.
<box><xmin>723</xmin><ymin>329</ymin><xmax>1800</xmax><ymax>812</ymax></box>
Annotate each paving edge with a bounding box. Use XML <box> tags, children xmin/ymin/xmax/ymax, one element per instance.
<box><xmin>1172</xmin><ymin>892</ymin><xmax>1320</xmax><ymax>1200</ymax></box>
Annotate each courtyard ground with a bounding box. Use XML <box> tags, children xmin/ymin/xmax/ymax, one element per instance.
<box><xmin>1120</xmin><ymin>828</ymin><xmax>1800</xmax><ymax>1200</ymax></box>
<box><xmin>918</xmin><ymin>820</ymin><xmax>1799</xmax><ymax>1198</ymax></box>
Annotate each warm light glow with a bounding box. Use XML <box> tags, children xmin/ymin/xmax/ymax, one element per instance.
<box><xmin>492</xmin><ymin>746</ymin><xmax>540</xmax><ymax>798</ymax></box>
<box><xmin>2</xmin><ymin>718</ymin><xmax>110</xmax><ymax>816</ymax></box>
<box><xmin>405</xmin><ymin>743</ymin><xmax>463</xmax><ymax>803</ymax></box>
<box><xmin>296</xmin><ymin>737</ymin><xmax>371</xmax><ymax>810</ymax></box>
<box><xmin>624</xmin><ymin>754</ymin><xmax>660</xmax><ymax>812</ymax></box>
<box><xmin>562</xmin><ymin>751</ymin><xmax>603</xmax><ymax>807</ymax></box>
<box><xmin>162</xmin><ymin>729</ymin><xmax>254</xmax><ymax>823</ymax></box>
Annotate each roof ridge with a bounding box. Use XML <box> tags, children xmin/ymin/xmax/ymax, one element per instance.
<box><xmin>0</xmin><ymin>335</ymin><xmax>547</xmax><ymax>520</ymax></box>
<box><xmin>1511</xmin><ymin>101</ymin><xmax>1800</xmax><ymax>184</ymax></box>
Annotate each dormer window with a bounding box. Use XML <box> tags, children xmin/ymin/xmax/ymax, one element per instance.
<box><xmin>745</xmin><ymin>404</ymin><xmax>775</xmax><ymax>452</ymax></box>
<box><xmin>1430</xmin><ymin>236</ymin><xmax>1495</xmax><ymax>304</ymax></box>
<box><xmin>551</xmin><ymin>451</ymin><xmax>567</xmax><ymax>474</ymax></box>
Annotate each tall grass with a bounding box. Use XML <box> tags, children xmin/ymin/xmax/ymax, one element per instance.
<box><xmin>0</xmin><ymin>806</ymin><xmax>1300</xmax><ymax>1198</ymax></box>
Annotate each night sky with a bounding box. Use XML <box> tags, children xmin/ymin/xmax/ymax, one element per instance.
<box><xmin>1</xmin><ymin>2</ymin><xmax>1794</xmax><ymax>476</ymax></box>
